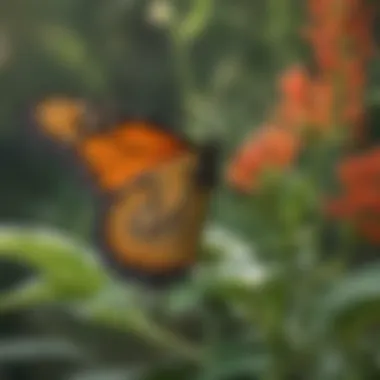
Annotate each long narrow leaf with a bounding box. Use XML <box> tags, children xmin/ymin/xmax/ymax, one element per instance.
<box><xmin>0</xmin><ymin>226</ymin><xmax>108</xmax><ymax>303</ymax></box>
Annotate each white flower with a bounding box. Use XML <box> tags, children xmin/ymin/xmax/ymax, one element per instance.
<box><xmin>146</xmin><ymin>0</ymin><xmax>173</xmax><ymax>27</ymax></box>
<box><xmin>201</xmin><ymin>224</ymin><xmax>271</xmax><ymax>287</ymax></box>
<box><xmin>202</xmin><ymin>224</ymin><xmax>254</xmax><ymax>262</ymax></box>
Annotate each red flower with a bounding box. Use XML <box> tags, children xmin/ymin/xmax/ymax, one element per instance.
<box><xmin>226</xmin><ymin>125</ymin><xmax>300</xmax><ymax>193</ymax></box>
<box><xmin>328</xmin><ymin>149</ymin><xmax>380</xmax><ymax>245</ymax></box>
<box><xmin>276</xmin><ymin>66</ymin><xmax>311</xmax><ymax>129</ymax></box>
<box><xmin>279</xmin><ymin>66</ymin><xmax>310</xmax><ymax>104</ymax></box>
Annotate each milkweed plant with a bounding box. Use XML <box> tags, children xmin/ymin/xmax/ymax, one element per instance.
<box><xmin>0</xmin><ymin>0</ymin><xmax>379</xmax><ymax>379</ymax></box>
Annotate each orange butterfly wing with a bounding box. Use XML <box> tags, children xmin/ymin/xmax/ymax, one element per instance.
<box><xmin>35</xmin><ymin>98</ymin><xmax>87</xmax><ymax>143</ymax></box>
<box><xmin>78</xmin><ymin>122</ymin><xmax>188</xmax><ymax>192</ymax></box>
<box><xmin>35</xmin><ymin>99</ymin><xmax>188</xmax><ymax>191</ymax></box>
<box><xmin>101</xmin><ymin>151</ymin><xmax>211</xmax><ymax>275</ymax></box>
<box><xmin>35</xmin><ymin>98</ymin><xmax>215</xmax><ymax>281</ymax></box>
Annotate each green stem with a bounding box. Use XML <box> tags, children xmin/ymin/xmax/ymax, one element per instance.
<box><xmin>168</xmin><ymin>0</ymin><xmax>214</xmax><ymax>131</ymax></box>
<box><xmin>0</xmin><ymin>280</ymin><xmax>55</xmax><ymax>312</ymax></box>
<box><xmin>131</xmin><ymin>312</ymin><xmax>202</xmax><ymax>363</ymax></box>
<box><xmin>267</xmin><ymin>0</ymin><xmax>293</xmax><ymax>67</ymax></box>
<box><xmin>169</xmin><ymin>28</ymin><xmax>194</xmax><ymax>115</ymax></box>
<box><xmin>92</xmin><ymin>306</ymin><xmax>202</xmax><ymax>363</ymax></box>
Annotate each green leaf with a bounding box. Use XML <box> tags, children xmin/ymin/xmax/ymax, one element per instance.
<box><xmin>198</xmin><ymin>348</ymin><xmax>269</xmax><ymax>380</ymax></box>
<box><xmin>73</xmin><ymin>283</ymin><xmax>201</xmax><ymax>363</ymax></box>
<box><xmin>0</xmin><ymin>226</ymin><xmax>108</xmax><ymax>307</ymax></box>
<box><xmin>315</xmin><ymin>262</ymin><xmax>380</xmax><ymax>343</ymax></box>
<box><xmin>0</xmin><ymin>338</ymin><xmax>85</xmax><ymax>363</ymax></box>
<box><xmin>0</xmin><ymin>279</ymin><xmax>55</xmax><ymax>313</ymax></box>
<box><xmin>36</xmin><ymin>24</ymin><xmax>105</xmax><ymax>90</ymax></box>
<box><xmin>69</xmin><ymin>368</ymin><xmax>141</xmax><ymax>380</ymax></box>
<box><xmin>142</xmin><ymin>362</ymin><xmax>196</xmax><ymax>380</ymax></box>
<box><xmin>165</xmin><ymin>282</ymin><xmax>204</xmax><ymax>316</ymax></box>
<box><xmin>177</xmin><ymin>0</ymin><xmax>214</xmax><ymax>44</ymax></box>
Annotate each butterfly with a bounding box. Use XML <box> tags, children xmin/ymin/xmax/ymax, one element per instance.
<box><xmin>34</xmin><ymin>97</ymin><xmax>219</xmax><ymax>284</ymax></box>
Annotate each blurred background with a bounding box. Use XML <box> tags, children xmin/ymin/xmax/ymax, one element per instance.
<box><xmin>0</xmin><ymin>0</ymin><xmax>379</xmax><ymax>379</ymax></box>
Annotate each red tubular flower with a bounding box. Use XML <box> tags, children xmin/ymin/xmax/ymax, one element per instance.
<box><xmin>226</xmin><ymin>125</ymin><xmax>300</xmax><ymax>193</ymax></box>
<box><xmin>276</xmin><ymin>66</ymin><xmax>311</xmax><ymax>129</ymax></box>
<box><xmin>226</xmin><ymin>0</ymin><xmax>376</xmax><ymax>250</ymax></box>
<box><xmin>328</xmin><ymin>149</ymin><xmax>380</xmax><ymax>245</ymax></box>
<box><xmin>308</xmin><ymin>79</ymin><xmax>335</xmax><ymax>129</ymax></box>
<box><xmin>279</xmin><ymin>66</ymin><xmax>310</xmax><ymax>104</ymax></box>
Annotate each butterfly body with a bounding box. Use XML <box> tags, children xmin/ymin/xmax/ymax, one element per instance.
<box><xmin>35</xmin><ymin>98</ymin><xmax>218</xmax><ymax>283</ymax></box>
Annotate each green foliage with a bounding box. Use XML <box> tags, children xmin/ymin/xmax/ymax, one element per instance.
<box><xmin>0</xmin><ymin>1</ymin><xmax>379</xmax><ymax>380</ymax></box>
<box><xmin>0</xmin><ymin>338</ymin><xmax>86</xmax><ymax>363</ymax></box>
<box><xmin>0</xmin><ymin>225</ymin><xmax>379</xmax><ymax>379</ymax></box>
<box><xmin>317</xmin><ymin>263</ymin><xmax>380</xmax><ymax>342</ymax></box>
<box><xmin>0</xmin><ymin>227</ymin><xmax>107</xmax><ymax>309</ymax></box>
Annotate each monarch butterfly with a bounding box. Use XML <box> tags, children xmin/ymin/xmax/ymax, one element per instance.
<box><xmin>34</xmin><ymin>97</ymin><xmax>218</xmax><ymax>284</ymax></box>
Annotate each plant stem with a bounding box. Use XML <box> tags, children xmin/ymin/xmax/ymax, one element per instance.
<box><xmin>167</xmin><ymin>0</ymin><xmax>214</xmax><ymax>133</ymax></box>
<box><xmin>92</xmin><ymin>306</ymin><xmax>202</xmax><ymax>363</ymax></box>
<box><xmin>131</xmin><ymin>312</ymin><xmax>202</xmax><ymax>363</ymax></box>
